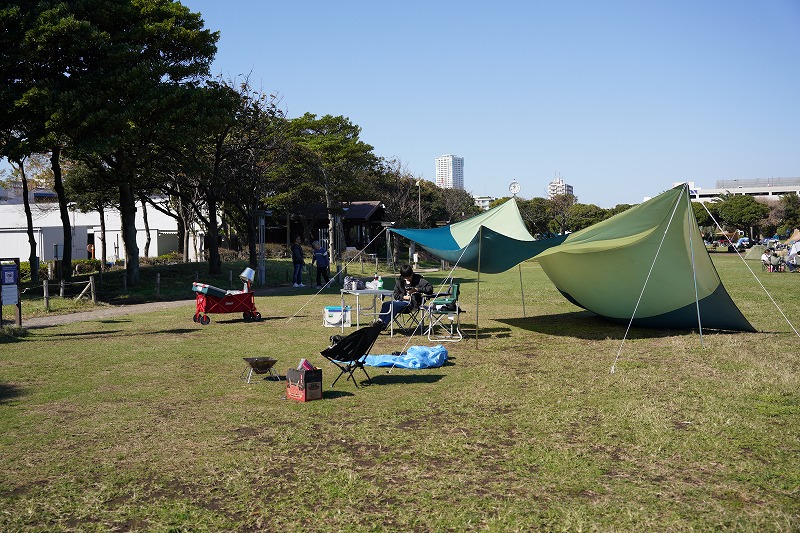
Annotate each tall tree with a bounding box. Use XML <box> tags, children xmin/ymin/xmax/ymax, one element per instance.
<box><xmin>777</xmin><ymin>194</ymin><xmax>800</xmax><ymax>236</ymax></box>
<box><xmin>286</xmin><ymin>114</ymin><xmax>377</xmax><ymax>261</ymax></box>
<box><xmin>567</xmin><ymin>203</ymin><xmax>607</xmax><ymax>232</ymax></box>
<box><xmin>2</xmin><ymin>0</ymin><xmax>218</xmax><ymax>285</ymax></box>
<box><xmin>64</xmin><ymin>162</ymin><xmax>118</xmax><ymax>270</ymax></box>
<box><xmin>714</xmin><ymin>194</ymin><xmax>770</xmax><ymax>239</ymax></box>
<box><xmin>217</xmin><ymin>82</ymin><xmax>289</xmax><ymax>269</ymax></box>
<box><xmin>548</xmin><ymin>193</ymin><xmax>577</xmax><ymax>234</ymax></box>
<box><xmin>519</xmin><ymin>197</ymin><xmax>553</xmax><ymax>238</ymax></box>
<box><xmin>433</xmin><ymin>187</ymin><xmax>481</xmax><ymax>224</ymax></box>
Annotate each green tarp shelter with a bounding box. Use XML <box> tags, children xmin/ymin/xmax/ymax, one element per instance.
<box><xmin>391</xmin><ymin>184</ymin><xmax>755</xmax><ymax>333</ymax></box>
<box><xmin>535</xmin><ymin>184</ymin><xmax>755</xmax><ymax>331</ymax></box>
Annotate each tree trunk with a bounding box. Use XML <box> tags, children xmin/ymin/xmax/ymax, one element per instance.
<box><xmin>118</xmin><ymin>182</ymin><xmax>140</xmax><ymax>286</ymax></box>
<box><xmin>245</xmin><ymin>214</ymin><xmax>258</xmax><ymax>269</ymax></box>
<box><xmin>141</xmin><ymin>197</ymin><xmax>151</xmax><ymax>258</ymax></box>
<box><xmin>205</xmin><ymin>195</ymin><xmax>222</xmax><ymax>274</ymax></box>
<box><xmin>15</xmin><ymin>160</ymin><xmax>39</xmax><ymax>280</ymax></box>
<box><xmin>50</xmin><ymin>147</ymin><xmax>72</xmax><ymax>280</ymax></box>
<box><xmin>177</xmin><ymin>214</ymin><xmax>186</xmax><ymax>258</ymax></box>
<box><xmin>98</xmin><ymin>206</ymin><xmax>107</xmax><ymax>271</ymax></box>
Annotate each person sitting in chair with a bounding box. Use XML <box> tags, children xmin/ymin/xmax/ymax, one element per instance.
<box><xmin>378</xmin><ymin>264</ymin><xmax>433</xmax><ymax>328</ymax></box>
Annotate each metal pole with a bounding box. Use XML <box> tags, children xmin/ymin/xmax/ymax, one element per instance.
<box><xmin>418</xmin><ymin>182</ymin><xmax>421</xmax><ymax>222</ymax></box>
<box><xmin>476</xmin><ymin>226</ymin><xmax>482</xmax><ymax>349</ymax></box>
<box><xmin>518</xmin><ymin>263</ymin><xmax>526</xmax><ymax>318</ymax></box>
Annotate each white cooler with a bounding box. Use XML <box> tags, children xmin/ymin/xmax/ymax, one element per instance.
<box><xmin>323</xmin><ymin>306</ymin><xmax>352</xmax><ymax>327</ymax></box>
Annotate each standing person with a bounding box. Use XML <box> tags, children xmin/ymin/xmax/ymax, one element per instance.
<box><xmin>291</xmin><ymin>236</ymin><xmax>305</xmax><ymax>287</ymax></box>
<box><xmin>311</xmin><ymin>240</ymin><xmax>330</xmax><ymax>289</ymax></box>
<box><xmin>378</xmin><ymin>264</ymin><xmax>433</xmax><ymax>328</ymax></box>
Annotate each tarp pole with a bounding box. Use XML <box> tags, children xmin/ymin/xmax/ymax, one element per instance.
<box><xmin>518</xmin><ymin>263</ymin><xmax>526</xmax><ymax>318</ymax></box>
<box><xmin>476</xmin><ymin>226</ymin><xmax>482</xmax><ymax>348</ymax></box>
<box><xmin>685</xmin><ymin>185</ymin><xmax>704</xmax><ymax>348</ymax></box>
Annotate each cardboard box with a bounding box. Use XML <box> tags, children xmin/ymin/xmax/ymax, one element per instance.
<box><xmin>286</xmin><ymin>368</ymin><xmax>323</xmax><ymax>402</ymax></box>
<box><xmin>323</xmin><ymin>305</ymin><xmax>351</xmax><ymax>328</ymax></box>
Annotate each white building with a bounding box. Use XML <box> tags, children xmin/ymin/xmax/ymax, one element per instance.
<box><xmin>547</xmin><ymin>177</ymin><xmax>573</xmax><ymax>198</ymax></box>
<box><xmin>675</xmin><ymin>177</ymin><xmax>800</xmax><ymax>203</ymax></box>
<box><xmin>473</xmin><ymin>195</ymin><xmax>494</xmax><ymax>211</ymax></box>
<box><xmin>435</xmin><ymin>154</ymin><xmax>464</xmax><ymax>190</ymax></box>
<box><xmin>0</xmin><ymin>202</ymin><xmax>202</xmax><ymax>263</ymax></box>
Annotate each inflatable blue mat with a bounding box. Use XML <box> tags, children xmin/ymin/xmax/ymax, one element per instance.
<box><xmin>364</xmin><ymin>345</ymin><xmax>448</xmax><ymax>369</ymax></box>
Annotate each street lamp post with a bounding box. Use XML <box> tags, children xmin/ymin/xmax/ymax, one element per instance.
<box><xmin>415</xmin><ymin>179</ymin><xmax>421</xmax><ymax>222</ymax></box>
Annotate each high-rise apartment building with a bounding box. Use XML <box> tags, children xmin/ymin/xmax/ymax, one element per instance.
<box><xmin>547</xmin><ymin>177</ymin><xmax>573</xmax><ymax>198</ymax></box>
<box><xmin>435</xmin><ymin>155</ymin><xmax>464</xmax><ymax>190</ymax></box>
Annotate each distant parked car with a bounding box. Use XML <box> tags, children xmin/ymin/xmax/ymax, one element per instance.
<box><xmin>735</xmin><ymin>237</ymin><xmax>751</xmax><ymax>250</ymax></box>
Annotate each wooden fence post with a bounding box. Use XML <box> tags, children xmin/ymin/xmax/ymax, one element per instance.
<box><xmin>90</xmin><ymin>275</ymin><xmax>96</xmax><ymax>303</ymax></box>
<box><xmin>155</xmin><ymin>273</ymin><xmax>160</xmax><ymax>296</ymax></box>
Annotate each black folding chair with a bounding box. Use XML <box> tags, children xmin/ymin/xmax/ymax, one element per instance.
<box><xmin>392</xmin><ymin>302</ymin><xmax>423</xmax><ymax>334</ymax></box>
<box><xmin>320</xmin><ymin>321</ymin><xmax>383</xmax><ymax>387</ymax></box>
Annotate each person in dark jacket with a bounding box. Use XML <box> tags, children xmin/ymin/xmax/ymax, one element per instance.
<box><xmin>311</xmin><ymin>240</ymin><xmax>330</xmax><ymax>288</ymax></box>
<box><xmin>291</xmin><ymin>236</ymin><xmax>305</xmax><ymax>287</ymax></box>
<box><xmin>378</xmin><ymin>264</ymin><xmax>433</xmax><ymax>327</ymax></box>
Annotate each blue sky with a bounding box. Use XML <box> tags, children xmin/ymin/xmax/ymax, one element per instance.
<box><xmin>180</xmin><ymin>0</ymin><xmax>800</xmax><ymax>207</ymax></box>
<box><xmin>8</xmin><ymin>1</ymin><xmax>798</xmax><ymax>209</ymax></box>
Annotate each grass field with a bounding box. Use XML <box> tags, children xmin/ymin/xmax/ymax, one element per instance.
<box><xmin>1</xmin><ymin>254</ymin><xmax>798</xmax><ymax>531</ymax></box>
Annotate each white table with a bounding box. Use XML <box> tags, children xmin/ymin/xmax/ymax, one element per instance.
<box><xmin>340</xmin><ymin>288</ymin><xmax>395</xmax><ymax>335</ymax></box>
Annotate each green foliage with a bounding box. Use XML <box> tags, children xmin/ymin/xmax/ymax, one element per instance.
<box><xmin>0</xmin><ymin>325</ymin><xmax>28</xmax><ymax>339</ymax></box>
<box><xmin>778</xmin><ymin>194</ymin><xmax>800</xmax><ymax>235</ymax></box>
<box><xmin>566</xmin><ymin>203</ymin><xmax>607</xmax><ymax>232</ymax></box>
<box><xmin>692</xmin><ymin>200</ymin><xmax>712</xmax><ymax>227</ymax></box>
<box><xmin>715</xmin><ymin>194</ymin><xmax>770</xmax><ymax>231</ymax></box>
<box><xmin>519</xmin><ymin>197</ymin><xmax>553</xmax><ymax>236</ymax></box>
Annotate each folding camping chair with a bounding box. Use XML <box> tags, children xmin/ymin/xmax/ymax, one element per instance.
<box><xmin>392</xmin><ymin>302</ymin><xmax>424</xmax><ymax>334</ymax></box>
<box><xmin>424</xmin><ymin>282</ymin><xmax>463</xmax><ymax>342</ymax></box>
<box><xmin>320</xmin><ymin>321</ymin><xmax>383</xmax><ymax>387</ymax></box>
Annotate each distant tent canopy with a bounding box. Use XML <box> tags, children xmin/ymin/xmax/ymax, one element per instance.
<box><xmin>390</xmin><ymin>185</ymin><xmax>755</xmax><ymax>332</ymax></box>
<box><xmin>390</xmin><ymin>199</ymin><xmax>566</xmax><ymax>274</ymax></box>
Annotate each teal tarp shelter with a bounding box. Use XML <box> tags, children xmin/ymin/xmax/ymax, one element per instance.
<box><xmin>392</xmin><ymin>199</ymin><xmax>566</xmax><ymax>273</ymax></box>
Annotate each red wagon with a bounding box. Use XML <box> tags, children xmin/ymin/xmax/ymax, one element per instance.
<box><xmin>192</xmin><ymin>282</ymin><xmax>261</xmax><ymax>325</ymax></box>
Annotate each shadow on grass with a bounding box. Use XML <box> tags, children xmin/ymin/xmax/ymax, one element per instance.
<box><xmin>205</xmin><ymin>315</ymin><xmax>291</xmax><ymax>324</ymax></box>
<box><xmin>322</xmin><ymin>390</ymin><xmax>355</xmax><ymax>399</ymax></box>
<box><xmin>498</xmin><ymin>311</ymin><xmax>699</xmax><ymax>340</ymax></box>
<box><xmin>42</xmin><ymin>327</ymin><xmax>199</xmax><ymax>339</ymax></box>
<box><xmin>0</xmin><ymin>383</ymin><xmax>25</xmax><ymax>404</ymax></box>
<box><xmin>368</xmin><ymin>373</ymin><xmax>446</xmax><ymax>386</ymax></box>
<box><xmin>458</xmin><ymin>326</ymin><xmax>513</xmax><ymax>339</ymax></box>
